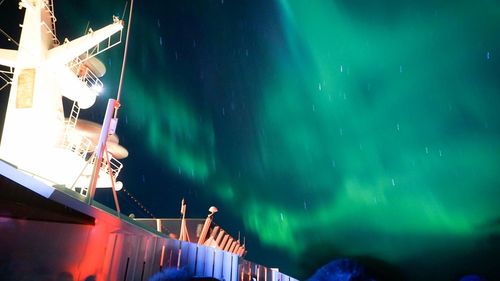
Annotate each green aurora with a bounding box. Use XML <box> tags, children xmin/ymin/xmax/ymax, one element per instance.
<box><xmin>47</xmin><ymin>0</ymin><xmax>500</xmax><ymax>279</ymax></box>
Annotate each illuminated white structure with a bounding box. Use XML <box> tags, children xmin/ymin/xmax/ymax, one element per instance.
<box><xmin>0</xmin><ymin>0</ymin><xmax>126</xmax><ymax>194</ymax></box>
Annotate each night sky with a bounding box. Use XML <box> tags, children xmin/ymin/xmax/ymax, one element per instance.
<box><xmin>1</xmin><ymin>0</ymin><xmax>500</xmax><ymax>280</ymax></box>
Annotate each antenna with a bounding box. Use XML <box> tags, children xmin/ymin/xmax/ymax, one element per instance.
<box><xmin>121</xmin><ymin>1</ymin><xmax>129</xmax><ymax>21</ymax></box>
<box><xmin>83</xmin><ymin>21</ymin><xmax>90</xmax><ymax>35</ymax></box>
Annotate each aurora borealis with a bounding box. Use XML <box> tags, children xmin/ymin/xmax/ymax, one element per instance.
<box><xmin>1</xmin><ymin>0</ymin><xmax>500</xmax><ymax>279</ymax></box>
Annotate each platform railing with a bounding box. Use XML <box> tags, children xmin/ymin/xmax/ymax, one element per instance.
<box><xmin>67</xmin><ymin>56</ymin><xmax>104</xmax><ymax>93</ymax></box>
<box><xmin>77</xmin><ymin>21</ymin><xmax>123</xmax><ymax>65</ymax></box>
<box><xmin>90</xmin><ymin>151</ymin><xmax>123</xmax><ymax>181</ymax></box>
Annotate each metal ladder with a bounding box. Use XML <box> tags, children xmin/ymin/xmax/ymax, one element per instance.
<box><xmin>63</xmin><ymin>101</ymin><xmax>88</xmax><ymax>157</ymax></box>
<box><xmin>67</xmin><ymin>100</ymin><xmax>80</xmax><ymax>131</ymax></box>
<box><xmin>42</xmin><ymin>0</ymin><xmax>60</xmax><ymax>46</ymax></box>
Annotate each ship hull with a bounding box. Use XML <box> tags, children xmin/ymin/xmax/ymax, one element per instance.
<box><xmin>0</xmin><ymin>159</ymin><xmax>166</xmax><ymax>281</ymax></box>
<box><xmin>0</xmin><ymin>160</ymin><xmax>296</xmax><ymax>281</ymax></box>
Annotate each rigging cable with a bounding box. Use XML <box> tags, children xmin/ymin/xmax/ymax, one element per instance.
<box><xmin>111</xmin><ymin>0</ymin><xmax>156</xmax><ymax>219</ymax></box>
<box><xmin>114</xmin><ymin>0</ymin><xmax>134</xmax><ymax>117</ymax></box>
<box><xmin>122</xmin><ymin>187</ymin><xmax>156</xmax><ymax>218</ymax></box>
<box><xmin>0</xmin><ymin>28</ymin><xmax>19</xmax><ymax>47</ymax></box>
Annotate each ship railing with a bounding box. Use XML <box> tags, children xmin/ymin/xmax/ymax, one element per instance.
<box><xmin>59</xmin><ymin>128</ymin><xmax>123</xmax><ymax>195</ymax></box>
<box><xmin>60</xmin><ymin>127</ymin><xmax>93</xmax><ymax>160</ymax></box>
<box><xmin>77</xmin><ymin>23</ymin><xmax>122</xmax><ymax>65</ymax></box>
<box><xmin>239</xmin><ymin>259</ymin><xmax>297</xmax><ymax>281</ymax></box>
<box><xmin>40</xmin><ymin>0</ymin><xmax>60</xmax><ymax>46</ymax></box>
<box><xmin>99</xmin><ymin>227</ymin><xmax>298</xmax><ymax>281</ymax></box>
<box><xmin>59</xmin><ymin>128</ymin><xmax>123</xmax><ymax>194</ymax></box>
<box><xmin>0</xmin><ymin>65</ymin><xmax>14</xmax><ymax>92</ymax></box>
<box><xmin>90</xmin><ymin>151</ymin><xmax>123</xmax><ymax>181</ymax></box>
<box><xmin>67</xmin><ymin>56</ymin><xmax>103</xmax><ymax>93</ymax></box>
<box><xmin>136</xmin><ymin>218</ymin><xmax>246</xmax><ymax>256</ymax></box>
<box><xmin>59</xmin><ymin>124</ymin><xmax>93</xmax><ymax>197</ymax></box>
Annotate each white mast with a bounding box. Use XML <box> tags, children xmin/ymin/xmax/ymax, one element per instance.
<box><xmin>0</xmin><ymin>0</ymin><xmax>123</xmax><ymax>191</ymax></box>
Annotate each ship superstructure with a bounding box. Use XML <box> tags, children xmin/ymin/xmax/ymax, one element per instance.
<box><xmin>0</xmin><ymin>1</ymin><xmax>298</xmax><ymax>281</ymax></box>
<box><xmin>0</xmin><ymin>0</ymin><xmax>126</xmax><ymax>196</ymax></box>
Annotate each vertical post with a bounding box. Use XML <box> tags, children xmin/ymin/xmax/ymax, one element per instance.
<box><xmin>156</xmin><ymin>219</ymin><xmax>162</xmax><ymax>232</ymax></box>
<box><xmin>87</xmin><ymin>99</ymin><xmax>116</xmax><ymax>204</ymax></box>
<box><xmin>105</xmin><ymin>148</ymin><xmax>121</xmax><ymax>216</ymax></box>
<box><xmin>198</xmin><ymin>206</ymin><xmax>218</xmax><ymax>245</ymax></box>
<box><xmin>198</xmin><ymin>216</ymin><xmax>212</xmax><ymax>245</ymax></box>
<box><xmin>179</xmin><ymin>199</ymin><xmax>190</xmax><ymax>241</ymax></box>
<box><xmin>215</xmin><ymin>229</ymin><xmax>225</xmax><ymax>247</ymax></box>
<box><xmin>159</xmin><ymin>244</ymin><xmax>165</xmax><ymax>270</ymax></box>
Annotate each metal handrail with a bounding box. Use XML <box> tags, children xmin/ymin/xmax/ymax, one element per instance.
<box><xmin>67</xmin><ymin>57</ymin><xmax>103</xmax><ymax>94</ymax></box>
<box><xmin>77</xmin><ymin>24</ymin><xmax>123</xmax><ymax>65</ymax></box>
<box><xmin>89</xmin><ymin>151</ymin><xmax>123</xmax><ymax>180</ymax></box>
